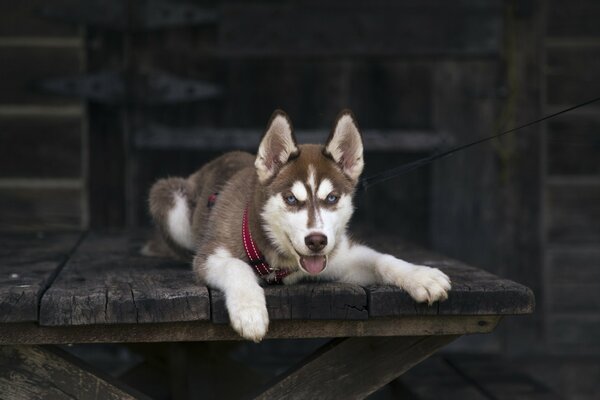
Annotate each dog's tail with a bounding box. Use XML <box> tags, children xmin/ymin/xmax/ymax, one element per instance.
<box><xmin>145</xmin><ymin>177</ymin><xmax>196</xmax><ymax>260</ymax></box>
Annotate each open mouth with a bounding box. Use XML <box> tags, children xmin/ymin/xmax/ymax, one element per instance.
<box><xmin>298</xmin><ymin>254</ymin><xmax>328</xmax><ymax>275</ymax></box>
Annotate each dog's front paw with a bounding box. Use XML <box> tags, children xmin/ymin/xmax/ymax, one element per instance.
<box><xmin>401</xmin><ymin>265</ymin><xmax>451</xmax><ymax>305</ymax></box>
<box><xmin>379</xmin><ymin>256</ymin><xmax>451</xmax><ymax>305</ymax></box>
<box><xmin>226</xmin><ymin>289</ymin><xmax>269</xmax><ymax>342</ymax></box>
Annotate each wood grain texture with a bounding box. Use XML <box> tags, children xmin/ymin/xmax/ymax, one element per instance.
<box><xmin>0</xmin><ymin>317</ymin><xmax>500</xmax><ymax>345</ymax></box>
<box><xmin>0</xmin><ymin>345</ymin><xmax>149</xmax><ymax>400</ymax></box>
<box><xmin>210</xmin><ymin>283</ymin><xmax>368</xmax><ymax>324</ymax></box>
<box><xmin>254</xmin><ymin>335</ymin><xmax>458</xmax><ymax>400</ymax></box>
<box><xmin>219</xmin><ymin>2</ymin><xmax>502</xmax><ymax>57</ymax></box>
<box><xmin>39</xmin><ymin>232</ymin><xmax>210</xmax><ymax>326</ymax></box>
<box><xmin>0</xmin><ymin>232</ymin><xmax>80</xmax><ymax>323</ymax></box>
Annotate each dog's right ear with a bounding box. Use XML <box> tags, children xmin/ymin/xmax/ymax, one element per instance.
<box><xmin>255</xmin><ymin>110</ymin><xmax>299</xmax><ymax>183</ymax></box>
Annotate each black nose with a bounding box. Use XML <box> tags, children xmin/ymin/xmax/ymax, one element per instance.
<box><xmin>305</xmin><ymin>233</ymin><xmax>327</xmax><ymax>252</ymax></box>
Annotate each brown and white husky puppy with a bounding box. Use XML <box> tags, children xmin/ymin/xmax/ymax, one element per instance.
<box><xmin>146</xmin><ymin>110</ymin><xmax>450</xmax><ymax>342</ymax></box>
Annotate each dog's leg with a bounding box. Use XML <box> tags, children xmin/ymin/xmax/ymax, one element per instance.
<box><xmin>196</xmin><ymin>248</ymin><xmax>269</xmax><ymax>342</ymax></box>
<box><xmin>326</xmin><ymin>238</ymin><xmax>451</xmax><ymax>305</ymax></box>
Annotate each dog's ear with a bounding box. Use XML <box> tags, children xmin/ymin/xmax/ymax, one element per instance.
<box><xmin>324</xmin><ymin>110</ymin><xmax>364</xmax><ymax>182</ymax></box>
<box><xmin>255</xmin><ymin>110</ymin><xmax>299</xmax><ymax>183</ymax></box>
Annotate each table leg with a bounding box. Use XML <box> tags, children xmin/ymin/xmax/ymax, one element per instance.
<box><xmin>0</xmin><ymin>345</ymin><xmax>149</xmax><ymax>400</ymax></box>
<box><xmin>254</xmin><ymin>334</ymin><xmax>459</xmax><ymax>400</ymax></box>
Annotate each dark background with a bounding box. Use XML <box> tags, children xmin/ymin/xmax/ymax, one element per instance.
<box><xmin>0</xmin><ymin>0</ymin><xmax>599</xmax><ymax>398</ymax></box>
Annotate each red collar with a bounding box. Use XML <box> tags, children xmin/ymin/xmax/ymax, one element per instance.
<box><xmin>242</xmin><ymin>205</ymin><xmax>291</xmax><ymax>284</ymax></box>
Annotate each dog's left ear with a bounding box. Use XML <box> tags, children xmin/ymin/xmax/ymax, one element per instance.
<box><xmin>324</xmin><ymin>110</ymin><xmax>364</xmax><ymax>182</ymax></box>
<box><xmin>255</xmin><ymin>110</ymin><xmax>299</xmax><ymax>183</ymax></box>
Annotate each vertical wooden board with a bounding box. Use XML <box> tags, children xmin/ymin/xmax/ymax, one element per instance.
<box><xmin>547</xmin><ymin>315</ymin><xmax>600</xmax><ymax>353</ymax></box>
<box><xmin>547</xmin><ymin>0</ymin><xmax>600</xmax><ymax>37</ymax></box>
<box><xmin>0</xmin><ymin>118</ymin><xmax>81</xmax><ymax>178</ymax></box>
<box><xmin>346</xmin><ymin>62</ymin><xmax>432</xmax><ymax>129</ymax></box>
<box><xmin>547</xmin><ymin>117</ymin><xmax>600</xmax><ymax>175</ymax></box>
<box><xmin>0</xmin><ymin>346</ymin><xmax>148</xmax><ymax>399</ymax></box>
<box><xmin>0</xmin><ymin>47</ymin><xmax>81</xmax><ymax>105</ymax></box>
<box><xmin>0</xmin><ymin>188</ymin><xmax>81</xmax><ymax>230</ymax></box>
<box><xmin>548</xmin><ymin>284</ymin><xmax>600</xmax><ymax>313</ymax></box>
<box><xmin>547</xmin><ymin>246</ymin><xmax>600</xmax><ymax>283</ymax></box>
<box><xmin>0</xmin><ymin>232</ymin><xmax>80</xmax><ymax>323</ymax></box>
<box><xmin>546</xmin><ymin>183</ymin><xmax>600</xmax><ymax>244</ymax></box>
<box><xmin>546</xmin><ymin>48</ymin><xmax>600</xmax><ymax>106</ymax></box>
<box><xmin>352</xmin><ymin>153</ymin><xmax>430</xmax><ymax>244</ymax></box>
<box><xmin>210</xmin><ymin>283</ymin><xmax>367</xmax><ymax>324</ymax></box>
<box><xmin>221</xmin><ymin>60</ymin><xmax>432</xmax><ymax>130</ymax></box>
<box><xmin>0</xmin><ymin>0</ymin><xmax>79</xmax><ymax>37</ymax></box>
<box><xmin>39</xmin><ymin>232</ymin><xmax>210</xmax><ymax>326</ymax></box>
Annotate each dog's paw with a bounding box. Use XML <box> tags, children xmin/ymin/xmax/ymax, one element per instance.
<box><xmin>400</xmin><ymin>265</ymin><xmax>451</xmax><ymax>305</ymax></box>
<box><xmin>379</xmin><ymin>257</ymin><xmax>451</xmax><ymax>305</ymax></box>
<box><xmin>226</xmin><ymin>289</ymin><xmax>269</xmax><ymax>342</ymax></box>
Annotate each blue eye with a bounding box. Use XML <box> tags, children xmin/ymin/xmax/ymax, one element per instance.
<box><xmin>326</xmin><ymin>193</ymin><xmax>339</xmax><ymax>204</ymax></box>
<box><xmin>284</xmin><ymin>194</ymin><xmax>298</xmax><ymax>205</ymax></box>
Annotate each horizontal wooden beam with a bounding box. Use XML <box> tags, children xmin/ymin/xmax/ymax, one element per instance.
<box><xmin>0</xmin><ymin>316</ymin><xmax>500</xmax><ymax>345</ymax></box>
<box><xmin>134</xmin><ymin>126</ymin><xmax>446</xmax><ymax>152</ymax></box>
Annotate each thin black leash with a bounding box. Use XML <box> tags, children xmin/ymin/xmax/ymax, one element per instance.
<box><xmin>359</xmin><ymin>96</ymin><xmax>600</xmax><ymax>192</ymax></box>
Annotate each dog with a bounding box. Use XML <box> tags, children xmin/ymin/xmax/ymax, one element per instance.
<box><xmin>145</xmin><ymin>110</ymin><xmax>451</xmax><ymax>342</ymax></box>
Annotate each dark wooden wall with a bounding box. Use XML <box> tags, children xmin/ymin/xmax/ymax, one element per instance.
<box><xmin>0</xmin><ymin>0</ymin><xmax>85</xmax><ymax>230</ymax></box>
<box><xmin>2</xmin><ymin>0</ymin><xmax>599</xmax><ymax>361</ymax></box>
<box><xmin>543</xmin><ymin>0</ymin><xmax>600</xmax><ymax>356</ymax></box>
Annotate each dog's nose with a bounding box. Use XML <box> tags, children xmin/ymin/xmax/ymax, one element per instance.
<box><xmin>305</xmin><ymin>233</ymin><xmax>327</xmax><ymax>252</ymax></box>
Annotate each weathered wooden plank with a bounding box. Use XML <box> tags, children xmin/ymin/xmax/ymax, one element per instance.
<box><xmin>135</xmin><ymin>126</ymin><xmax>443</xmax><ymax>152</ymax></box>
<box><xmin>396</xmin><ymin>356</ymin><xmax>488</xmax><ymax>399</ymax></box>
<box><xmin>0</xmin><ymin>188</ymin><xmax>81</xmax><ymax>230</ymax></box>
<box><xmin>39</xmin><ymin>232</ymin><xmax>210</xmax><ymax>326</ymax></box>
<box><xmin>446</xmin><ymin>355</ymin><xmax>563</xmax><ymax>400</ymax></box>
<box><xmin>219</xmin><ymin>2</ymin><xmax>502</xmax><ymax>57</ymax></box>
<box><xmin>210</xmin><ymin>283</ymin><xmax>368</xmax><ymax>324</ymax></box>
<box><xmin>547</xmin><ymin>0</ymin><xmax>600</xmax><ymax>38</ymax></box>
<box><xmin>0</xmin><ymin>317</ymin><xmax>500</xmax><ymax>345</ymax></box>
<box><xmin>0</xmin><ymin>47</ymin><xmax>80</xmax><ymax>105</ymax></box>
<box><xmin>359</xmin><ymin>243</ymin><xmax>534</xmax><ymax>317</ymax></box>
<box><xmin>0</xmin><ymin>232</ymin><xmax>80</xmax><ymax>323</ymax></box>
<box><xmin>547</xmin><ymin>116</ymin><xmax>600</xmax><ymax>175</ymax></box>
<box><xmin>0</xmin><ymin>118</ymin><xmax>81</xmax><ymax>178</ymax></box>
<box><xmin>254</xmin><ymin>335</ymin><xmax>458</xmax><ymax>400</ymax></box>
<box><xmin>546</xmin><ymin>48</ymin><xmax>600</xmax><ymax>106</ymax></box>
<box><xmin>0</xmin><ymin>1</ymin><xmax>79</xmax><ymax>37</ymax></box>
<box><xmin>0</xmin><ymin>345</ymin><xmax>149</xmax><ymax>400</ymax></box>
<box><xmin>546</xmin><ymin>183</ymin><xmax>600</xmax><ymax>244</ymax></box>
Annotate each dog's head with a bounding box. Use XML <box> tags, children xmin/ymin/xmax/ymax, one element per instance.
<box><xmin>255</xmin><ymin>110</ymin><xmax>364</xmax><ymax>275</ymax></box>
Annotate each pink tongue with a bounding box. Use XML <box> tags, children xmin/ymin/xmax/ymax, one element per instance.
<box><xmin>300</xmin><ymin>255</ymin><xmax>327</xmax><ymax>275</ymax></box>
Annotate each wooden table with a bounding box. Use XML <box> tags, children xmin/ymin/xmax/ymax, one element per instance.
<box><xmin>0</xmin><ymin>231</ymin><xmax>534</xmax><ymax>399</ymax></box>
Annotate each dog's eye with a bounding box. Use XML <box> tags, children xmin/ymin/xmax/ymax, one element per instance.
<box><xmin>326</xmin><ymin>193</ymin><xmax>339</xmax><ymax>204</ymax></box>
<box><xmin>284</xmin><ymin>194</ymin><xmax>298</xmax><ymax>205</ymax></box>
